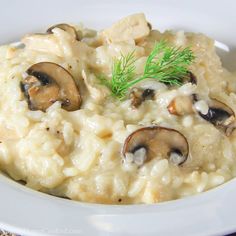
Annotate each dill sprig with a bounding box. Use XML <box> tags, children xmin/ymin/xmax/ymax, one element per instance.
<box><xmin>97</xmin><ymin>40</ymin><xmax>195</xmax><ymax>99</ymax></box>
<box><xmin>98</xmin><ymin>51</ymin><xmax>136</xmax><ymax>98</ymax></box>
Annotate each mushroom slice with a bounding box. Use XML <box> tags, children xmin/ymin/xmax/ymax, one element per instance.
<box><xmin>147</xmin><ymin>22</ymin><xmax>152</xmax><ymax>30</ymax></box>
<box><xmin>167</xmin><ymin>95</ymin><xmax>194</xmax><ymax>116</ymax></box>
<box><xmin>21</xmin><ymin>62</ymin><xmax>81</xmax><ymax>111</ymax></box>
<box><xmin>130</xmin><ymin>87</ymin><xmax>155</xmax><ymax>108</ymax></box>
<box><xmin>123</xmin><ymin>126</ymin><xmax>189</xmax><ymax>166</ymax></box>
<box><xmin>47</xmin><ymin>23</ymin><xmax>81</xmax><ymax>40</ymax></box>
<box><xmin>184</xmin><ymin>71</ymin><xmax>197</xmax><ymax>85</ymax></box>
<box><xmin>198</xmin><ymin>99</ymin><xmax>235</xmax><ymax>135</ymax></box>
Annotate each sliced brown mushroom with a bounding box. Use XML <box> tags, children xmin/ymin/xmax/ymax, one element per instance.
<box><xmin>197</xmin><ymin>98</ymin><xmax>235</xmax><ymax>136</ymax></box>
<box><xmin>184</xmin><ymin>71</ymin><xmax>197</xmax><ymax>85</ymax></box>
<box><xmin>147</xmin><ymin>22</ymin><xmax>152</xmax><ymax>30</ymax></box>
<box><xmin>130</xmin><ymin>88</ymin><xmax>155</xmax><ymax>108</ymax></box>
<box><xmin>47</xmin><ymin>23</ymin><xmax>81</xmax><ymax>40</ymax></box>
<box><xmin>20</xmin><ymin>62</ymin><xmax>81</xmax><ymax>111</ymax></box>
<box><xmin>123</xmin><ymin>126</ymin><xmax>189</xmax><ymax>166</ymax></box>
<box><xmin>167</xmin><ymin>95</ymin><xmax>194</xmax><ymax>116</ymax></box>
<box><xmin>130</xmin><ymin>72</ymin><xmax>196</xmax><ymax>109</ymax></box>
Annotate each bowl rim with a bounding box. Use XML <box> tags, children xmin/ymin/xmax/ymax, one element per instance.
<box><xmin>1</xmin><ymin>174</ymin><xmax>236</xmax><ymax>236</ymax></box>
<box><xmin>1</xmin><ymin>0</ymin><xmax>236</xmax><ymax>235</ymax></box>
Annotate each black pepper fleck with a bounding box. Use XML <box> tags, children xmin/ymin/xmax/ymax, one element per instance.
<box><xmin>46</xmin><ymin>127</ymin><xmax>50</xmax><ymax>131</ymax></box>
<box><xmin>118</xmin><ymin>198</ymin><xmax>122</xmax><ymax>202</ymax></box>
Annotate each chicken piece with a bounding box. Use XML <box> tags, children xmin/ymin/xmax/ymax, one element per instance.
<box><xmin>22</xmin><ymin>30</ymin><xmax>95</xmax><ymax>65</ymax></box>
<box><xmin>101</xmin><ymin>13</ymin><xmax>150</xmax><ymax>43</ymax></box>
<box><xmin>22</xmin><ymin>34</ymin><xmax>63</xmax><ymax>57</ymax></box>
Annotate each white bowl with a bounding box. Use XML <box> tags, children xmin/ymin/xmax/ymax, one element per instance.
<box><xmin>1</xmin><ymin>0</ymin><xmax>236</xmax><ymax>235</ymax></box>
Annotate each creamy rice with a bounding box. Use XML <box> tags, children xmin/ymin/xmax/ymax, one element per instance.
<box><xmin>0</xmin><ymin>13</ymin><xmax>236</xmax><ymax>204</ymax></box>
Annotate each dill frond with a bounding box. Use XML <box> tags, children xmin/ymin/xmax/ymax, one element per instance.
<box><xmin>98</xmin><ymin>51</ymin><xmax>136</xmax><ymax>99</ymax></box>
<box><xmin>97</xmin><ymin>41</ymin><xmax>195</xmax><ymax>99</ymax></box>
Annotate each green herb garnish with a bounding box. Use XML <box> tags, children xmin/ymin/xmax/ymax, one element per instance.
<box><xmin>98</xmin><ymin>40</ymin><xmax>195</xmax><ymax>99</ymax></box>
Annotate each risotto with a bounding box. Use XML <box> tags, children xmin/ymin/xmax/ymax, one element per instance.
<box><xmin>0</xmin><ymin>13</ymin><xmax>236</xmax><ymax>204</ymax></box>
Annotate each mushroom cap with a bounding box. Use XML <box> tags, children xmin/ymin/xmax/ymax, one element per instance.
<box><xmin>123</xmin><ymin>126</ymin><xmax>189</xmax><ymax>165</ymax></box>
<box><xmin>187</xmin><ymin>71</ymin><xmax>197</xmax><ymax>85</ymax></box>
<box><xmin>21</xmin><ymin>62</ymin><xmax>82</xmax><ymax>111</ymax></box>
<box><xmin>47</xmin><ymin>23</ymin><xmax>81</xmax><ymax>40</ymax></box>
<box><xmin>129</xmin><ymin>88</ymin><xmax>143</xmax><ymax>108</ymax></box>
<box><xmin>198</xmin><ymin>98</ymin><xmax>235</xmax><ymax>134</ymax></box>
<box><xmin>129</xmin><ymin>88</ymin><xmax>155</xmax><ymax>108</ymax></box>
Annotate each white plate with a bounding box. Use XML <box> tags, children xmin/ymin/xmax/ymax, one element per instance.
<box><xmin>1</xmin><ymin>0</ymin><xmax>236</xmax><ymax>235</ymax></box>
